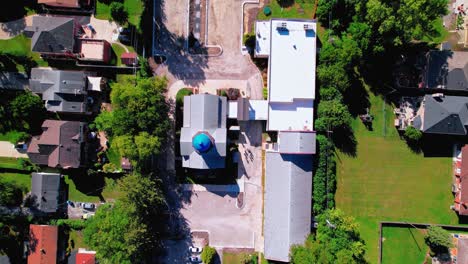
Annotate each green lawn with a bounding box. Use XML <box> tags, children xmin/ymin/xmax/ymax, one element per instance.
<box><xmin>64</xmin><ymin>175</ymin><xmax>123</xmax><ymax>202</ymax></box>
<box><xmin>111</xmin><ymin>43</ymin><xmax>135</xmax><ymax>66</ymax></box>
<box><xmin>335</xmin><ymin>91</ymin><xmax>458</xmax><ymax>263</ymax></box>
<box><xmin>382</xmin><ymin>227</ymin><xmax>428</xmax><ymax>264</ymax></box>
<box><xmin>68</xmin><ymin>230</ymin><xmax>88</xmax><ymax>250</ymax></box>
<box><xmin>0</xmin><ymin>157</ymin><xmax>25</xmax><ymax>170</ymax></box>
<box><xmin>0</xmin><ymin>172</ymin><xmax>31</xmax><ymax>190</ymax></box>
<box><xmin>223</xmin><ymin>252</ymin><xmax>267</xmax><ymax>264</ymax></box>
<box><xmin>96</xmin><ymin>0</ymin><xmax>144</xmax><ymax>28</ymax></box>
<box><xmin>257</xmin><ymin>0</ymin><xmax>314</xmax><ymax>20</ymax></box>
<box><xmin>422</xmin><ymin>17</ymin><xmax>448</xmax><ymax>44</ymax></box>
<box><xmin>0</xmin><ymin>34</ymin><xmax>48</xmax><ymax>71</ymax></box>
<box><xmin>0</xmin><ymin>131</ymin><xmax>27</xmax><ymax>144</ymax></box>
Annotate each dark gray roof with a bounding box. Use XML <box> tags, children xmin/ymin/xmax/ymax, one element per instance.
<box><xmin>31</xmin><ymin>172</ymin><xmax>61</xmax><ymax>213</ymax></box>
<box><xmin>278</xmin><ymin>131</ymin><xmax>316</xmax><ymax>154</ymax></box>
<box><xmin>421</xmin><ymin>95</ymin><xmax>468</xmax><ymax>135</ymax></box>
<box><xmin>424</xmin><ymin>51</ymin><xmax>468</xmax><ymax>91</ymax></box>
<box><xmin>180</xmin><ymin>94</ymin><xmax>227</xmax><ymax>169</ymax></box>
<box><xmin>26</xmin><ymin>16</ymin><xmax>75</xmax><ymax>54</ymax></box>
<box><xmin>0</xmin><ymin>72</ymin><xmax>29</xmax><ymax>90</ymax></box>
<box><xmin>264</xmin><ymin>152</ymin><xmax>313</xmax><ymax>262</ymax></box>
<box><xmin>30</xmin><ymin>68</ymin><xmax>87</xmax><ymax>113</ymax></box>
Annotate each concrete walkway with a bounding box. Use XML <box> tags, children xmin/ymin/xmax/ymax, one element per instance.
<box><xmin>0</xmin><ymin>141</ymin><xmax>28</xmax><ymax>158</ymax></box>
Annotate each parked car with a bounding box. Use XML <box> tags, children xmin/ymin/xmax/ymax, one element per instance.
<box><xmin>66</xmin><ymin>200</ymin><xmax>75</xmax><ymax>207</ymax></box>
<box><xmin>188</xmin><ymin>256</ymin><xmax>202</xmax><ymax>263</ymax></box>
<box><xmin>189</xmin><ymin>246</ymin><xmax>202</xmax><ymax>254</ymax></box>
<box><xmin>118</xmin><ymin>34</ymin><xmax>131</xmax><ymax>44</ymax></box>
<box><xmin>83</xmin><ymin>203</ymin><xmax>95</xmax><ymax>210</ymax></box>
<box><xmin>118</xmin><ymin>27</ymin><xmax>132</xmax><ymax>35</ymax></box>
<box><xmin>14</xmin><ymin>142</ymin><xmax>27</xmax><ymax>150</ymax></box>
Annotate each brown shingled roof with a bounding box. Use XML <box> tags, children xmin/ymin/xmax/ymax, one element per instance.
<box><xmin>28</xmin><ymin>224</ymin><xmax>58</xmax><ymax>264</ymax></box>
<box><xmin>27</xmin><ymin>120</ymin><xmax>84</xmax><ymax>168</ymax></box>
<box><xmin>38</xmin><ymin>0</ymin><xmax>79</xmax><ymax>8</ymax></box>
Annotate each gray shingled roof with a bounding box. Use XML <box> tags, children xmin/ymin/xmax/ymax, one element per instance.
<box><xmin>26</xmin><ymin>16</ymin><xmax>75</xmax><ymax>54</ymax></box>
<box><xmin>180</xmin><ymin>94</ymin><xmax>227</xmax><ymax>169</ymax></box>
<box><xmin>31</xmin><ymin>172</ymin><xmax>61</xmax><ymax>213</ymax></box>
<box><xmin>278</xmin><ymin>131</ymin><xmax>316</xmax><ymax>154</ymax></box>
<box><xmin>30</xmin><ymin>68</ymin><xmax>87</xmax><ymax>113</ymax></box>
<box><xmin>264</xmin><ymin>152</ymin><xmax>313</xmax><ymax>262</ymax></box>
<box><xmin>421</xmin><ymin>95</ymin><xmax>468</xmax><ymax>135</ymax></box>
<box><xmin>425</xmin><ymin>51</ymin><xmax>468</xmax><ymax>91</ymax></box>
<box><xmin>0</xmin><ymin>72</ymin><xmax>29</xmax><ymax>90</ymax></box>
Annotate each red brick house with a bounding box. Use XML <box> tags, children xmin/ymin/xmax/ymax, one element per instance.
<box><xmin>454</xmin><ymin>145</ymin><xmax>468</xmax><ymax>215</ymax></box>
<box><xmin>38</xmin><ymin>0</ymin><xmax>91</xmax><ymax>9</ymax></box>
<box><xmin>27</xmin><ymin>225</ymin><xmax>58</xmax><ymax>264</ymax></box>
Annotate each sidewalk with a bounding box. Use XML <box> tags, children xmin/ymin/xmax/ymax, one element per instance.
<box><xmin>0</xmin><ymin>141</ymin><xmax>28</xmax><ymax>158</ymax></box>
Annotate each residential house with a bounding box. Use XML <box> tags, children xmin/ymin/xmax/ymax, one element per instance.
<box><xmin>456</xmin><ymin>236</ymin><xmax>468</xmax><ymax>264</ymax></box>
<box><xmin>396</xmin><ymin>94</ymin><xmax>468</xmax><ymax>135</ymax></box>
<box><xmin>180</xmin><ymin>94</ymin><xmax>227</xmax><ymax>169</ymax></box>
<box><xmin>24</xmin><ymin>16</ymin><xmax>77</xmax><ymax>60</ymax></box>
<box><xmin>38</xmin><ymin>0</ymin><xmax>91</xmax><ymax>9</ymax></box>
<box><xmin>27</xmin><ymin>120</ymin><xmax>86</xmax><ymax>168</ymax></box>
<box><xmin>30</xmin><ymin>172</ymin><xmax>64</xmax><ymax>214</ymax></box>
<box><xmin>27</xmin><ymin>225</ymin><xmax>59</xmax><ymax>264</ymax></box>
<box><xmin>30</xmin><ymin>68</ymin><xmax>89</xmax><ymax>114</ymax></box>
<box><xmin>422</xmin><ymin>50</ymin><xmax>468</xmax><ymax>91</ymax></box>
<box><xmin>256</xmin><ymin>19</ymin><xmax>317</xmax><ymax>262</ymax></box>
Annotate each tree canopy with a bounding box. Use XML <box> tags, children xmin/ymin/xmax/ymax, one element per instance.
<box><xmin>291</xmin><ymin>209</ymin><xmax>366</xmax><ymax>264</ymax></box>
<box><xmin>95</xmin><ymin>76</ymin><xmax>169</xmax><ymax>164</ymax></box>
<box><xmin>424</xmin><ymin>225</ymin><xmax>453</xmax><ymax>254</ymax></box>
<box><xmin>83</xmin><ymin>173</ymin><xmax>166</xmax><ymax>263</ymax></box>
<box><xmin>0</xmin><ymin>91</ymin><xmax>45</xmax><ymax>134</ymax></box>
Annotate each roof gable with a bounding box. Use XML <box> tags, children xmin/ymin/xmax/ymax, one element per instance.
<box><xmin>30</xmin><ymin>16</ymin><xmax>75</xmax><ymax>54</ymax></box>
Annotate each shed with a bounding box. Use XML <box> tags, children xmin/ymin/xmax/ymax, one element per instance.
<box><xmin>121</xmin><ymin>52</ymin><xmax>138</xmax><ymax>66</ymax></box>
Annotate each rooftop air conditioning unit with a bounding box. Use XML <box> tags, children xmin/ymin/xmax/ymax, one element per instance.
<box><xmin>432</xmin><ymin>93</ymin><xmax>444</xmax><ymax>98</ymax></box>
<box><xmin>276</xmin><ymin>22</ymin><xmax>287</xmax><ymax>29</ymax></box>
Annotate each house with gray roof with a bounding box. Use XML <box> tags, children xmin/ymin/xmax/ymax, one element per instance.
<box><xmin>412</xmin><ymin>94</ymin><xmax>468</xmax><ymax>135</ymax></box>
<box><xmin>24</xmin><ymin>16</ymin><xmax>76</xmax><ymax>59</ymax></box>
<box><xmin>180</xmin><ymin>94</ymin><xmax>227</xmax><ymax>169</ymax></box>
<box><xmin>423</xmin><ymin>51</ymin><xmax>468</xmax><ymax>91</ymax></box>
<box><xmin>30</xmin><ymin>172</ymin><xmax>63</xmax><ymax>213</ymax></box>
<box><xmin>30</xmin><ymin>68</ymin><xmax>88</xmax><ymax>114</ymax></box>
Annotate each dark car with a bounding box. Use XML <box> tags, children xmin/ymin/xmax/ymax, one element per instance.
<box><xmin>118</xmin><ymin>34</ymin><xmax>131</xmax><ymax>44</ymax></box>
<box><xmin>83</xmin><ymin>203</ymin><xmax>95</xmax><ymax>210</ymax></box>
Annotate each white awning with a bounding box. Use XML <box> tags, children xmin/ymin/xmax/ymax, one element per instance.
<box><xmin>87</xmin><ymin>76</ymin><xmax>102</xmax><ymax>92</ymax></box>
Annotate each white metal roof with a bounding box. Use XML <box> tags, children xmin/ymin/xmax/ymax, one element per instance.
<box><xmin>268</xmin><ymin>19</ymin><xmax>316</xmax><ymax>102</ymax></box>
<box><xmin>255</xmin><ymin>21</ymin><xmax>271</xmax><ymax>57</ymax></box>
<box><xmin>266</xmin><ymin>19</ymin><xmax>316</xmax><ymax>131</ymax></box>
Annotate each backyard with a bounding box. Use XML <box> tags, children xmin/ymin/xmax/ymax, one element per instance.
<box><xmin>0</xmin><ymin>34</ymin><xmax>48</xmax><ymax>71</ymax></box>
<box><xmin>96</xmin><ymin>0</ymin><xmax>144</xmax><ymax>29</ymax></box>
<box><xmin>257</xmin><ymin>0</ymin><xmax>315</xmax><ymax>20</ymax></box>
<box><xmin>335</xmin><ymin>90</ymin><xmax>459</xmax><ymax>263</ymax></box>
<box><xmin>382</xmin><ymin>226</ymin><xmax>429</xmax><ymax>264</ymax></box>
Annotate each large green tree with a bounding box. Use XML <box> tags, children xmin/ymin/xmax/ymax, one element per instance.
<box><xmin>291</xmin><ymin>209</ymin><xmax>366</xmax><ymax>264</ymax></box>
<box><xmin>95</xmin><ymin>76</ymin><xmax>169</xmax><ymax>164</ymax></box>
<box><xmin>4</xmin><ymin>92</ymin><xmax>45</xmax><ymax>133</ymax></box>
<box><xmin>315</xmin><ymin>100</ymin><xmax>353</xmax><ymax>132</ymax></box>
<box><xmin>83</xmin><ymin>173</ymin><xmax>165</xmax><ymax>263</ymax></box>
<box><xmin>424</xmin><ymin>226</ymin><xmax>453</xmax><ymax>254</ymax></box>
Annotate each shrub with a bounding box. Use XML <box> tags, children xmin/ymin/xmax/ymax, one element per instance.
<box><xmin>103</xmin><ymin>163</ymin><xmax>117</xmax><ymax>173</ymax></box>
<box><xmin>404</xmin><ymin>126</ymin><xmax>423</xmax><ymax>142</ymax></box>
<box><xmin>175</xmin><ymin>88</ymin><xmax>193</xmax><ymax>106</ymax></box>
<box><xmin>425</xmin><ymin>226</ymin><xmax>453</xmax><ymax>254</ymax></box>
<box><xmin>53</xmin><ymin>219</ymin><xmax>87</xmax><ymax>230</ymax></box>
<box><xmin>312</xmin><ymin>135</ymin><xmax>336</xmax><ymax>215</ymax></box>
<box><xmin>110</xmin><ymin>2</ymin><xmax>128</xmax><ymax>24</ymax></box>
<box><xmin>263</xmin><ymin>87</ymin><xmax>268</xmax><ymax>100</ymax></box>
<box><xmin>201</xmin><ymin>246</ymin><xmax>217</xmax><ymax>264</ymax></box>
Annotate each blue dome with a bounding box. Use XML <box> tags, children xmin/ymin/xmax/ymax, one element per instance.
<box><xmin>192</xmin><ymin>133</ymin><xmax>212</xmax><ymax>153</ymax></box>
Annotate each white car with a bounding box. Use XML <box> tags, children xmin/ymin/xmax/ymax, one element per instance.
<box><xmin>188</xmin><ymin>256</ymin><xmax>202</xmax><ymax>263</ymax></box>
<box><xmin>189</xmin><ymin>246</ymin><xmax>202</xmax><ymax>254</ymax></box>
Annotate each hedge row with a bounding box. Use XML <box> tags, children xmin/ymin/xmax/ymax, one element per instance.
<box><xmin>313</xmin><ymin>134</ymin><xmax>336</xmax><ymax>215</ymax></box>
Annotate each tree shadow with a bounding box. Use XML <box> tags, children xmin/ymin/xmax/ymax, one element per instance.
<box><xmin>0</xmin><ymin>17</ymin><xmax>26</xmax><ymax>37</ymax></box>
<box><xmin>343</xmin><ymin>72</ymin><xmax>370</xmax><ymax>117</ymax></box>
<box><xmin>332</xmin><ymin>126</ymin><xmax>357</xmax><ymax>157</ymax></box>
<box><xmin>153</xmin><ymin>0</ymin><xmax>208</xmax><ymax>87</ymax></box>
<box><xmin>64</xmin><ymin>168</ymin><xmax>105</xmax><ymax>198</ymax></box>
<box><xmin>277</xmin><ymin>0</ymin><xmax>295</xmax><ymax>8</ymax></box>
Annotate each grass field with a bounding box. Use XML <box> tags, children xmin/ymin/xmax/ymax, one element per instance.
<box><xmin>68</xmin><ymin>230</ymin><xmax>87</xmax><ymax>250</ymax></box>
<box><xmin>335</xmin><ymin>91</ymin><xmax>458</xmax><ymax>263</ymax></box>
<box><xmin>257</xmin><ymin>0</ymin><xmax>314</xmax><ymax>20</ymax></box>
<box><xmin>64</xmin><ymin>175</ymin><xmax>123</xmax><ymax>202</ymax></box>
<box><xmin>0</xmin><ymin>157</ymin><xmax>25</xmax><ymax>170</ymax></box>
<box><xmin>0</xmin><ymin>34</ymin><xmax>48</xmax><ymax>71</ymax></box>
<box><xmin>382</xmin><ymin>227</ymin><xmax>428</xmax><ymax>264</ymax></box>
<box><xmin>96</xmin><ymin>0</ymin><xmax>144</xmax><ymax>28</ymax></box>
